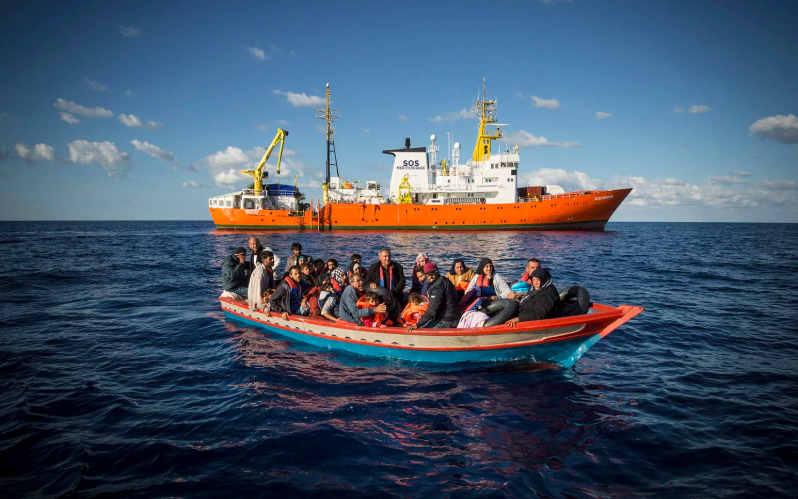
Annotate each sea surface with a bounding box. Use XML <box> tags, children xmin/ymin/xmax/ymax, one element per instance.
<box><xmin>1</xmin><ymin>221</ymin><xmax>797</xmax><ymax>498</ymax></box>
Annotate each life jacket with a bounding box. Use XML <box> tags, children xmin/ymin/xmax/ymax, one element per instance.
<box><xmin>459</xmin><ymin>274</ymin><xmax>497</xmax><ymax>313</ymax></box>
<box><xmin>356</xmin><ymin>294</ymin><xmax>393</xmax><ymax>326</ymax></box>
<box><xmin>520</xmin><ymin>271</ymin><xmax>533</xmax><ymax>285</ymax></box>
<box><xmin>303</xmin><ymin>286</ymin><xmax>322</xmax><ymax>317</ymax></box>
<box><xmin>398</xmin><ymin>298</ymin><xmax>429</xmax><ymax>326</ymax></box>
<box><xmin>455</xmin><ymin>281</ymin><xmax>470</xmax><ymax>292</ymax></box>
<box><xmin>330</xmin><ymin>278</ymin><xmax>343</xmax><ymax>292</ymax></box>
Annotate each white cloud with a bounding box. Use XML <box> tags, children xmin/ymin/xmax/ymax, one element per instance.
<box><xmin>54</xmin><ymin>98</ymin><xmax>113</xmax><ymax>118</ymax></box>
<box><xmin>706</xmin><ymin>175</ymin><xmax>744</xmax><ymax>185</ymax></box>
<box><xmin>124</xmin><ymin>89</ymin><xmax>133</xmax><ymax>96</ymax></box>
<box><xmin>596</xmin><ymin>111</ymin><xmax>612</xmax><ymax>119</ymax></box>
<box><xmin>503</xmin><ymin>130</ymin><xmax>580</xmax><ymax>149</ymax></box>
<box><xmin>688</xmin><ymin>104</ymin><xmax>711</xmax><ymax>114</ymax></box>
<box><xmin>755</xmin><ymin>179</ymin><xmax>798</xmax><ymax>191</ymax></box>
<box><xmin>273</xmin><ymin>89</ymin><xmax>324</xmax><ymax>107</ymax></box>
<box><xmin>674</xmin><ymin>107</ymin><xmax>685</xmax><ymax>114</ymax></box>
<box><xmin>85</xmin><ymin>79</ymin><xmax>107</xmax><ymax>91</ymax></box>
<box><xmin>213</xmin><ymin>169</ymin><xmax>246</xmax><ymax>188</ymax></box>
<box><xmin>131</xmin><ymin>139</ymin><xmax>175</xmax><ymax>161</ymax></box>
<box><xmin>429</xmin><ymin>108</ymin><xmax>477</xmax><ymax>123</ymax></box>
<box><xmin>206</xmin><ymin>146</ymin><xmax>250</xmax><ymax>169</ymax></box>
<box><xmin>0</xmin><ymin>112</ymin><xmax>12</xmax><ymax>122</ymax></box>
<box><xmin>118</xmin><ymin>113</ymin><xmax>165</xmax><ymax>130</ymax></box>
<box><xmin>729</xmin><ymin>170</ymin><xmax>751</xmax><ymax>177</ymax></box>
<box><xmin>398</xmin><ymin>115</ymin><xmax>410</xmax><ymax>122</ymax></box>
<box><xmin>276</xmin><ymin>119</ymin><xmax>290</xmax><ymax>125</ymax></box>
<box><xmin>60</xmin><ymin>112</ymin><xmax>80</xmax><ymax>124</ymax></box>
<box><xmin>249</xmin><ymin>47</ymin><xmax>268</xmax><ymax>60</ymax></box>
<box><xmin>15</xmin><ymin>143</ymin><xmax>56</xmax><ymax>163</ymax></box>
<box><xmin>255</xmin><ymin>124</ymin><xmax>269</xmax><ymax>130</ymax></box>
<box><xmin>117</xmin><ymin>25</ymin><xmax>142</xmax><ymax>37</ymax></box>
<box><xmin>531</xmin><ymin>96</ymin><xmax>560</xmax><ymax>109</ymax></box>
<box><xmin>749</xmin><ymin>114</ymin><xmax>798</xmax><ymax>144</ymax></box>
<box><xmin>66</xmin><ymin>140</ymin><xmax>132</xmax><ymax>178</ymax></box>
<box><xmin>181</xmin><ymin>180</ymin><xmax>207</xmax><ymax>188</ymax></box>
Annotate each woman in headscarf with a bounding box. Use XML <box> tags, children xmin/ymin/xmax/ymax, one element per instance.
<box><xmin>462</xmin><ymin>258</ymin><xmax>514</xmax><ymax>300</ymax></box>
<box><xmin>410</xmin><ymin>253</ymin><xmax>430</xmax><ymax>294</ymax></box>
<box><xmin>329</xmin><ymin>266</ymin><xmax>347</xmax><ymax>292</ymax></box>
<box><xmin>445</xmin><ymin>258</ymin><xmax>475</xmax><ymax>296</ymax></box>
<box><xmin>506</xmin><ymin>268</ymin><xmax>560</xmax><ymax>327</ymax></box>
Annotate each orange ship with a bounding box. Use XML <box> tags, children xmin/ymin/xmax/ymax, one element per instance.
<box><xmin>209</xmin><ymin>82</ymin><xmax>631</xmax><ymax>231</ymax></box>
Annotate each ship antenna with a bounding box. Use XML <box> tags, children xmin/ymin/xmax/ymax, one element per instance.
<box><xmin>316</xmin><ymin>83</ymin><xmax>340</xmax><ymax>204</ymax></box>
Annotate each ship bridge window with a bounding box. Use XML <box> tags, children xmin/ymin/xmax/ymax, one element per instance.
<box><xmin>226</xmin><ymin>200</ymin><xmax>232</xmax><ymax>207</ymax></box>
<box><xmin>212</xmin><ymin>199</ymin><xmax>218</xmax><ymax>207</ymax></box>
<box><xmin>243</xmin><ymin>198</ymin><xmax>260</xmax><ymax>210</ymax></box>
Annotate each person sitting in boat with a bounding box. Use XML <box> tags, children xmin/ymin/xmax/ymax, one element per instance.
<box><xmin>339</xmin><ymin>273</ymin><xmax>387</xmax><ymax>326</ymax></box>
<box><xmin>300</xmin><ymin>263</ymin><xmax>316</xmax><ymax>287</ymax></box>
<box><xmin>406</xmin><ymin>263</ymin><xmax>460</xmax><ymax>331</ymax></box>
<box><xmin>410</xmin><ymin>253</ymin><xmax>429</xmax><ymax>294</ymax></box>
<box><xmin>348</xmin><ymin>261</ymin><xmax>366</xmax><ymax>282</ymax></box>
<box><xmin>365</xmin><ymin>248</ymin><xmax>406</xmax><ymax>306</ymax></box>
<box><xmin>413</xmin><ymin>269</ymin><xmax>429</xmax><ymax>297</ymax></box>
<box><xmin>318</xmin><ymin>279</ymin><xmax>341</xmax><ymax>321</ymax></box>
<box><xmin>247</xmin><ymin>250</ymin><xmax>275</xmax><ymax>310</ymax></box>
<box><xmin>313</xmin><ymin>259</ymin><xmax>326</xmax><ymax>278</ymax></box>
<box><xmin>519</xmin><ymin>258</ymin><xmax>541</xmax><ymax>287</ymax></box>
<box><xmin>318</xmin><ymin>258</ymin><xmax>338</xmax><ymax>284</ymax></box>
<box><xmin>445</xmin><ymin>259</ymin><xmax>476</xmax><ymax>297</ymax></box>
<box><xmin>284</xmin><ymin>242</ymin><xmax>302</xmax><ymax>274</ymax></box>
<box><xmin>222</xmin><ymin>247</ymin><xmax>251</xmax><ymax>298</ymax></box>
<box><xmin>463</xmin><ymin>258</ymin><xmax>516</xmax><ymax>305</ymax></box>
<box><xmin>506</xmin><ymin>268</ymin><xmax>561</xmax><ymax>327</ymax></box>
<box><xmin>257</xmin><ymin>288</ymin><xmax>274</xmax><ymax>313</ymax></box>
<box><xmin>329</xmin><ymin>266</ymin><xmax>347</xmax><ymax>292</ymax></box>
<box><xmin>269</xmin><ymin>265</ymin><xmax>310</xmax><ymax>319</ymax></box>
<box><xmin>248</xmin><ymin>237</ymin><xmax>281</xmax><ymax>273</ymax></box>
<box><xmin>357</xmin><ymin>291</ymin><xmax>393</xmax><ymax>328</ymax></box>
<box><xmin>398</xmin><ymin>292</ymin><xmax>429</xmax><ymax>327</ymax></box>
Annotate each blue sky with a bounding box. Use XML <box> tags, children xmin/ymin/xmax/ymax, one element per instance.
<box><xmin>1</xmin><ymin>0</ymin><xmax>796</xmax><ymax>222</ymax></box>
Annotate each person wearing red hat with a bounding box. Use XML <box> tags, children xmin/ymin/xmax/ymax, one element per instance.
<box><xmin>406</xmin><ymin>262</ymin><xmax>460</xmax><ymax>331</ymax></box>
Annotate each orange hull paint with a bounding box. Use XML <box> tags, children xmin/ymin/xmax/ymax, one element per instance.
<box><xmin>209</xmin><ymin>188</ymin><xmax>631</xmax><ymax>231</ymax></box>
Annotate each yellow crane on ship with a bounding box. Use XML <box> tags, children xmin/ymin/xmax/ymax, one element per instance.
<box><xmin>240</xmin><ymin>128</ymin><xmax>289</xmax><ymax>196</ymax></box>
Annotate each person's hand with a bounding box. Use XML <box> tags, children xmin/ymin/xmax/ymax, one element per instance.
<box><xmin>374</xmin><ymin>303</ymin><xmax>387</xmax><ymax>314</ymax></box>
<box><xmin>370</xmin><ymin>283</ymin><xmax>377</xmax><ymax>289</ymax></box>
<box><xmin>301</xmin><ymin>298</ymin><xmax>308</xmax><ymax>307</ymax></box>
<box><xmin>505</xmin><ymin>317</ymin><xmax>519</xmax><ymax>328</ymax></box>
<box><xmin>405</xmin><ymin>324</ymin><xmax>416</xmax><ymax>333</ymax></box>
<box><xmin>379</xmin><ymin>324</ymin><xmax>387</xmax><ymax>328</ymax></box>
<box><xmin>236</xmin><ymin>254</ymin><xmax>246</xmax><ymax>263</ymax></box>
<box><xmin>281</xmin><ymin>312</ymin><xmax>289</xmax><ymax>320</ymax></box>
<box><xmin>507</xmin><ymin>291</ymin><xmax>516</xmax><ymax>299</ymax></box>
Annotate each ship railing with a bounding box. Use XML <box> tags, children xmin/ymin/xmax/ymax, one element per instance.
<box><xmin>540</xmin><ymin>191</ymin><xmax>591</xmax><ymax>201</ymax></box>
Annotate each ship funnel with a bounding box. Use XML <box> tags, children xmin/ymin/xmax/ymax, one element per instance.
<box><xmin>405</xmin><ymin>138</ymin><xmax>411</xmax><ymax>150</ymax></box>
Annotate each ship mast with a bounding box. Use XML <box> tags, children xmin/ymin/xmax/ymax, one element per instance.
<box><xmin>316</xmin><ymin>83</ymin><xmax>340</xmax><ymax>204</ymax></box>
<box><xmin>471</xmin><ymin>78</ymin><xmax>507</xmax><ymax>163</ymax></box>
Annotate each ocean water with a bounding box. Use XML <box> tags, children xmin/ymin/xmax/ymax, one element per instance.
<box><xmin>1</xmin><ymin>221</ymin><xmax>797</xmax><ymax>498</ymax></box>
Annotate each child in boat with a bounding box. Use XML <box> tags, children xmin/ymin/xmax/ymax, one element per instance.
<box><xmin>414</xmin><ymin>270</ymin><xmax>429</xmax><ymax>297</ymax></box>
<box><xmin>357</xmin><ymin>291</ymin><xmax>392</xmax><ymax>328</ymax></box>
<box><xmin>399</xmin><ymin>292</ymin><xmax>429</xmax><ymax>327</ymax></box>
<box><xmin>258</xmin><ymin>288</ymin><xmax>274</xmax><ymax>313</ymax></box>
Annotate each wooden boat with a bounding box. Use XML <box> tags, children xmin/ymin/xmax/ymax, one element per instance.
<box><xmin>219</xmin><ymin>297</ymin><xmax>643</xmax><ymax>367</ymax></box>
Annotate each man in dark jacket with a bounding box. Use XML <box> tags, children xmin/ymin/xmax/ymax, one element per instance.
<box><xmin>507</xmin><ymin>268</ymin><xmax>560</xmax><ymax>326</ymax></box>
<box><xmin>364</xmin><ymin>248</ymin><xmax>405</xmax><ymax>306</ymax></box>
<box><xmin>407</xmin><ymin>263</ymin><xmax>459</xmax><ymax>330</ymax></box>
<box><xmin>222</xmin><ymin>247</ymin><xmax>250</xmax><ymax>297</ymax></box>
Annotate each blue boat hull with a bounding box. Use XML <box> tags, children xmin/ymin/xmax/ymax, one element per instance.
<box><xmin>224</xmin><ymin>310</ymin><xmax>604</xmax><ymax>367</ymax></box>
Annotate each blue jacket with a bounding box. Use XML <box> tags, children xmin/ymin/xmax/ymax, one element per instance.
<box><xmin>222</xmin><ymin>254</ymin><xmax>249</xmax><ymax>291</ymax></box>
<box><xmin>339</xmin><ymin>285</ymin><xmax>375</xmax><ymax>326</ymax></box>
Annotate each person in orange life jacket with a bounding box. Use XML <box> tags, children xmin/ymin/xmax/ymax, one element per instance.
<box><xmin>269</xmin><ymin>265</ymin><xmax>310</xmax><ymax>319</ymax></box>
<box><xmin>519</xmin><ymin>258</ymin><xmax>541</xmax><ymax>286</ymax></box>
<box><xmin>357</xmin><ymin>291</ymin><xmax>392</xmax><ymax>328</ymax></box>
<box><xmin>364</xmin><ymin>248</ymin><xmax>406</xmax><ymax>306</ymax></box>
<box><xmin>339</xmin><ymin>273</ymin><xmax>387</xmax><ymax>326</ymax></box>
<box><xmin>284</xmin><ymin>242</ymin><xmax>302</xmax><ymax>274</ymax></box>
<box><xmin>410</xmin><ymin>253</ymin><xmax>429</xmax><ymax>293</ymax></box>
<box><xmin>506</xmin><ymin>268</ymin><xmax>560</xmax><ymax>327</ymax></box>
<box><xmin>463</xmin><ymin>258</ymin><xmax>516</xmax><ymax>300</ymax></box>
<box><xmin>398</xmin><ymin>292</ymin><xmax>429</xmax><ymax>327</ymax></box>
<box><xmin>407</xmin><ymin>263</ymin><xmax>460</xmax><ymax>331</ymax></box>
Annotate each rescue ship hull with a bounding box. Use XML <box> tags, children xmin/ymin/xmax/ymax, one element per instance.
<box><xmin>220</xmin><ymin>296</ymin><xmax>643</xmax><ymax>366</ymax></box>
<box><xmin>209</xmin><ymin>188</ymin><xmax>631</xmax><ymax>231</ymax></box>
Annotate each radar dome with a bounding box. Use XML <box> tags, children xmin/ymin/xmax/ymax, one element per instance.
<box><xmin>430</xmin><ymin>134</ymin><xmax>436</xmax><ymax>142</ymax></box>
<box><xmin>454</xmin><ymin>142</ymin><xmax>461</xmax><ymax>149</ymax></box>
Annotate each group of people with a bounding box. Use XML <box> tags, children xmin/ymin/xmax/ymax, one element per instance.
<box><xmin>221</xmin><ymin>237</ymin><xmax>562</xmax><ymax>331</ymax></box>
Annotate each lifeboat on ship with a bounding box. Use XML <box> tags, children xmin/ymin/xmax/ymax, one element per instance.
<box><xmin>219</xmin><ymin>296</ymin><xmax>643</xmax><ymax>367</ymax></box>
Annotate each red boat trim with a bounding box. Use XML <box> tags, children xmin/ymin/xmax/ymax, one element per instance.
<box><xmin>221</xmin><ymin>304</ymin><xmax>612</xmax><ymax>352</ymax></box>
